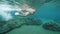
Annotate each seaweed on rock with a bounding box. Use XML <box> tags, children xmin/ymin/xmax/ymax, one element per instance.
<box><xmin>42</xmin><ymin>21</ymin><xmax>60</xmax><ymax>32</ymax></box>
<box><xmin>0</xmin><ymin>21</ymin><xmax>8</xmax><ymax>34</ymax></box>
<box><xmin>24</xmin><ymin>17</ymin><xmax>42</xmax><ymax>25</ymax></box>
<box><xmin>0</xmin><ymin>21</ymin><xmax>7</xmax><ymax>27</ymax></box>
<box><xmin>0</xmin><ymin>18</ymin><xmax>25</xmax><ymax>34</ymax></box>
<box><xmin>0</xmin><ymin>17</ymin><xmax>42</xmax><ymax>34</ymax></box>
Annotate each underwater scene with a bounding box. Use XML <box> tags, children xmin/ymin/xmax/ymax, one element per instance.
<box><xmin>0</xmin><ymin>0</ymin><xmax>60</xmax><ymax>34</ymax></box>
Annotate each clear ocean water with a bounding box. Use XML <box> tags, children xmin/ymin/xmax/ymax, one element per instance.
<box><xmin>0</xmin><ymin>0</ymin><xmax>60</xmax><ymax>34</ymax></box>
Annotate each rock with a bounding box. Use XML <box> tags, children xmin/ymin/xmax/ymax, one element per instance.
<box><xmin>0</xmin><ymin>18</ymin><xmax>24</xmax><ymax>34</ymax></box>
<box><xmin>42</xmin><ymin>21</ymin><xmax>60</xmax><ymax>32</ymax></box>
<box><xmin>0</xmin><ymin>17</ymin><xmax>42</xmax><ymax>34</ymax></box>
<box><xmin>0</xmin><ymin>21</ymin><xmax>7</xmax><ymax>27</ymax></box>
<box><xmin>24</xmin><ymin>17</ymin><xmax>42</xmax><ymax>26</ymax></box>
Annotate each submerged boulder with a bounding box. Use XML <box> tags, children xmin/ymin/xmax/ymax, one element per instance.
<box><xmin>42</xmin><ymin>21</ymin><xmax>60</xmax><ymax>32</ymax></box>
<box><xmin>24</xmin><ymin>17</ymin><xmax>42</xmax><ymax>25</ymax></box>
<box><xmin>0</xmin><ymin>17</ymin><xmax>42</xmax><ymax>34</ymax></box>
<box><xmin>0</xmin><ymin>21</ymin><xmax>7</xmax><ymax>27</ymax></box>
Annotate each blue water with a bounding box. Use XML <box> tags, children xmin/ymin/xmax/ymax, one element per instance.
<box><xmin>34</xmin><ymin>2</ymin><xmax>60</xmax><ymax>20</ymax></box>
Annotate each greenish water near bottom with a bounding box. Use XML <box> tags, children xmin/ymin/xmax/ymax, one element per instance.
<box><xmin>7</xmin><ymin>25</ymin><xmax>60</xmax><ymax>34</ymax></box>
